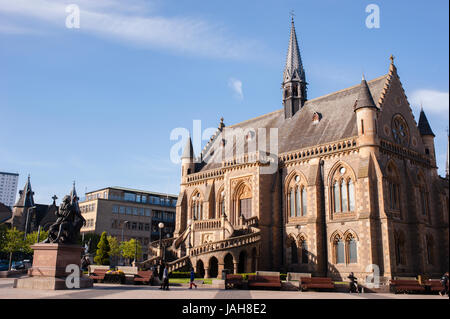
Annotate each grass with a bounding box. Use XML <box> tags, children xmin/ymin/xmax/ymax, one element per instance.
<box><xmin>169</xmin><ymin>278</ymin><xmax>213</xmax><ymax>285</ymax></box>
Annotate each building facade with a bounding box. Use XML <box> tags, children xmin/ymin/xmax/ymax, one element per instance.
<box><xmin>79</xmin><ymin>186</ymin><xmax>177</xmax><ymax>260</ymax></box>
<box><xmin>4</xmin><ymin>175</ymin><xmax>58</xmax><ymax>233</ymax></box>
<box><xmin>154</xmin><ymin>18</ymin><xmax>449</xmax><ymax>281</ymax></box>
<box><xmin>0</xmin><ymin>172</ymin><xmax>19</xmax><ymax>209</ymax></box>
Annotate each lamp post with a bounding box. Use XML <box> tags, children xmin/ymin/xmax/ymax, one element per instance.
<box><xmin>158</xmin><ymin>222</ymin><xmax>164</xmax><ymax>261</ymax></box>
<box><xmin>121</xmin><ymin>221</ymin><xmax>129</xmax><ymax>265</ymax></box>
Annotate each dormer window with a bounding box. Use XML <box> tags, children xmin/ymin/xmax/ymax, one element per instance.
<box><xmin>312</xmin><ymin>112</ymin><xmax>322</xmax><ymax>124</ymax></box>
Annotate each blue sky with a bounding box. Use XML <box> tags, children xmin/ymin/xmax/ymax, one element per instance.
<box><xmin>0</xmin><ymin>0</ymin><xmax>448</xmax><ymax>204</ymax></box>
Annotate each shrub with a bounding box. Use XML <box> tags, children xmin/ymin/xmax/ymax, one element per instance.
<box><xmin>94</xmin><ymin>232</ymin><xmax>110</xmax><ymax>265</ymax></box>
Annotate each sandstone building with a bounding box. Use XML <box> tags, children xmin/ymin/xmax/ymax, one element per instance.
<box><xmin>151</xmin><ymin>19</ymin><xmax>449</xmax><ymax>281</ymax></box>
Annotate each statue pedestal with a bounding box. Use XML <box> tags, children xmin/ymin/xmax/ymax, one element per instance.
<box><xmin>14</xmin><ymin>243</ymin><xmax>93</xmax><ymax>290</ymax></box>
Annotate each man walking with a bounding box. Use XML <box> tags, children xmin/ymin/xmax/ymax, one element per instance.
<box><xmin>189</xmin><ymin>268</ymin><xmax>197</xmax><ymax>289</ymax></box>
<box><xmin>439</xmin><ymin>272</ymin><xmax>449</xmax><ymax>296</ymax></box>
<box><xmin>161</xmin><ymin>264</ymin><xmax>170</xmax><ymax>290</ymax></box>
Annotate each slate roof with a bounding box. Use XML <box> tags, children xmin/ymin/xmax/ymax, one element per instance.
<box><xmin>284</xmin><ymin>18</ymin><xmax>306</xmax><ymax>83</ymax></box>
<box><xmin>197</xmin><ymin>74</ymin><xmax>388</xmax><ymax>172</ymax></box>
<box><xmin>14</xmin><ymin>175</ymin><xmax>34</xmax><ymax>207</ymax></box>
<box><xmin>418</xmin><ymin>109</ymin><xmax>435</xmax><ymax>137</ymax></box>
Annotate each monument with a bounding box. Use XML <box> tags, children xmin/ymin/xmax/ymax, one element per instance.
<box><xmin>14</xmin><ymin>184</ymin><xmax>93</xmax><ymax>290</ymax></box>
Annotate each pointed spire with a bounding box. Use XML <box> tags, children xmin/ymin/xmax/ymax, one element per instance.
<box><xmin>418</xmin><ymin>109</ymin><xmax>435</xmax><ymax>137</ymax></box>
<box><xmin>14</xmin><ymin>174</ymin><xmax>34</xmax><ymax>207</ymax></box>
<box><xmin>181</xmin><ymin>136</ymin><xmax>194</xmax><ymax>159</ymax></box>
<box><xmin>219</xmin><ymin>117</ymin><xmax>225</xmax><ymax>130</ymax></box>
<box><xmin>70</xmin><ymin>181</ymin><xmax>78</xmax><ymax>202</ymax></box>
<box><xmin>283</xmin><ymin>17</ymin><xmax>305</xmax><ymax>84</ymax></box>
<box><xmin>354</xmin><ymin>77</ymin><xmax>377</xmax><ymax>111</ymax></box>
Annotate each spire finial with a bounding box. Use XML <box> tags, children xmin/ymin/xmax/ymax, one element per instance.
<box><xmin>362</xmin><ymin>73</ymin><xmax>365</xmax><ymax>81</ymax></box>
<box><xmin>290</xmin><ymin>9</ymin><xmax>295</xmax><ymax>22</ymax></box>
<box><xmin>390</xmin><ymin>54</ymin><xmax>395</xmax><ymax>64</ymax></box>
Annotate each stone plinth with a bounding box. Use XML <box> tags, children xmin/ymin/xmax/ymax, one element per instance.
<box><xmin>14</xmin><ymin>243</ymin><xmax>93</xmax><ymax>290</ymax></box>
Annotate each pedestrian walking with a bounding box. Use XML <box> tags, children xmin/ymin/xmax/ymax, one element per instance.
<box><xmin>189</xmin><ymin>268</ymin><xmax>197</xmax><ymax>289</ymax></box>
<box><xmin>348</xmin><ymin>272</ymin><xmax>359</xmax><ymax>293</ymax></box>
<box><xmin>161</xmin><ymin>264</ymin><xmax>170</xmax><ymax>290</ymax></box>
<box><xmin>439</xmin><ymin>272</ymin><xmax>449</xmax><ymax>296</ymax></box>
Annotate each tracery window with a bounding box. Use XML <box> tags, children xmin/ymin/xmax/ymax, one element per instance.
<box><xmin>331</xmin><ymin>166</ymin><xmax>356</xmax><ymax>213</ymax></box>
<box><xmin>287</xmin><ymin>174</ymin><xmax>308</xmax><ymax>218</ymax></box>
<box><xmin>346</xmin><ymin>234</ymin><xmax>358</xmax><ymax>264</ymax></box>
<box><xmin>395</xmin><ymin>231</ymin><xmax>406</xmax><ymax>266</ymax></box>
<box><xmin>191</xmin><ymin>191</ymin><xmax>203</xmax><ymax>220</ymax></box>
<box><xmin>334</xmin><ymin>236</ymin><xmax>345</xmax><ymax>264</ymax></box>
<box><xmin>391</xmin><ymin>115</ymin><xmax>410</xmax><ymax>146</ymax></box>
<box><xmin>387</xmin><ymin>163</ymin><xmax>401</xmax><ymax>211</ymax></box>
<box><xmin>417</xmin><ymin>174</ymin><xmax>429</xmax><ymax>217</ymax></box>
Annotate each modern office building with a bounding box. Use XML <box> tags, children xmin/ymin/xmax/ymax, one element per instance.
<box><xmin>0</xmin><ymin>172</ymin><xmax>19</xmax><ymax>209</ymax></box>
<box><xmin>79</xmin><ymin>186</ymin><xmax>177</xmax><ymax>260</ymax></box>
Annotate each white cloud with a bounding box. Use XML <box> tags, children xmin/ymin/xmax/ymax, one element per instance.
<box><xmin>409</xmin><ymin>89</ymin><xmax>449</xmax><ymax>114</ymax></box>
<box><xmin>0</xmin><ymin>0</ymin><xmax>260</xmax><ymax>59</ymax></box>
<box><xmin>228</xmin><ymin>78</ymin><xmax>244</xmax><ymax>100</ymax></box>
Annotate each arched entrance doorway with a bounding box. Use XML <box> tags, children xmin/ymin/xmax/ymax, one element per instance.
<box><xmin>224</xmin><ymin>253</ymin><xmax>234</xmax><ymax>273</ymax></box>
<box><xmin>196</xmin><ymin>260</ymin><xmax>205</xmax><ymax>278</ymax></box>
<box><xmin>238</xmin><ymin>251</ymin><xmax>247</xmax><ymax>273</ymax></box>
<box><xmin>208</xmin><ymin>257</ymin><xmax>219</xmax><ymax>278</ymax></box>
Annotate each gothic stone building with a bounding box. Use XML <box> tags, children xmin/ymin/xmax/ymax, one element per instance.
<box><xmin>155</xmin><ymin>19</ymin><xmax>449</xmax><ymax>281</ymax></box>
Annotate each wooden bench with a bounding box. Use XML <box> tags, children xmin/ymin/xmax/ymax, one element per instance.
<box><xmin>390</xmin><ymin>279</ymin><xmax>425</xmax><ymax>294</ymax></box>
<box><xmin>247</xmin><ymin>275</ymin><xmax>281</xmax><ymax>290</ymax></box>
<box><xmin>225</xmin><ymin>274</ymin><xmax>243</xmax><ymax>289</ymax></box>
<box><xmin>424</xmin><ymin>279</ymin><xmax>444</xmax><ymax>293</ymax></box>
<box><xmin>89</xmin><ymin>269</ymin><xmax>108</xmax><ymax>283</ymax></box>
<box><xmin>134</xmin><ymin>270</ymin><xmax>154</xmax><ymax>285</ymax></box>
<box><xmin>300</xmin><ymin>277</ymin><xmax>334</xmax><ymax>291</ymax></box>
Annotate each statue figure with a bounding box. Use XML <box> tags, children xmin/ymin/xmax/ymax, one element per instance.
<box><xmin>43</xmin><ymin>194</ymin><xmax>86</xmax><ymax>244</ymax></box>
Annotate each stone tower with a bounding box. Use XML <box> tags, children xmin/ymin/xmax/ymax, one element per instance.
<box><xmin>354</xmin><ymin>74</ymin><xmax>379</xmax><ymax>157</ymax></box>
<box><xmin>282</xmin><ymin>17</ymin><xmax>307</xmax><ymax>119</ymax></box>
<box><xmin>181</xmin><ymin>136</ymin><xmax>195</xmax><ymax>183</ymax></box>
<box><xmin>418</xmin><ymin>108</ymin><xmax>437</xmax><ymax>171</ymax></box>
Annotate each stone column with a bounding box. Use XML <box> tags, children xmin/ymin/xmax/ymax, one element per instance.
<box><xmin>204</xmin><ymin>267</ymin><xmax>210</xmax><ymax>278</ymax></box>
<box><xmin>233</xmin><ymin>262</ymin><xmax>238</xmax><ymax>274</ymax></box>
<box><xmin>218</xmin><ymin>263</ymin><xmax>225</xmax><ymax>278</ymax></box>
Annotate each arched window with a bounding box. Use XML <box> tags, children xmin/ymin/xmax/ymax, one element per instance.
<box><xmin>291</xmin><ymin>240</ymin><xmax>298</xmax><ymax>264</ymax></box>
<box><xmin>235</xmin><ymin>183</ymin><xmax>252</xmax><ymax>221</ymax></box>
<box><xmin>334</xmin><ymin>236</ymin><xmax>345</xmax><ymax>264</ymax></box>
<box><xmin>290</xmin><ymin>188</ymin><xmax>295</xmax><ymax>217</ymax></box>
<box><xmin>331</xmin><ymin>166</ymin><xmax>356</xmax><ymax>213</ymax></box>
<box><xmin>286</xmin><ymin>174</ymin><xmax>308</xmax><ymax>219</ymax></box>
<box><xmin>301</xmin><ymin>187</ymin><xmax>307</xmax><ymax>216</ymax></box>
<box><xmin>418</xmin><ymin>174</ymin><xmax>428</xmax><ymax>216</ymax></box>
<box><xmin>348</xmin><ymin>180</ymin><xmax>355</xmax><ymax>211</ymax></box>
<box><xmin>346</xmin><ymin>235</ymin><xmax>358</xmax><ymax>264</ymax></box>
<box><xmin>300</xmin><ymin>238</ymin><xmax>308</xmax><ymax>264</ymax></box>
<box><xmin>387</xmin><ymin>163</ymin><xmax>401</xmax><ymax>211</ymax></box>
<box><xmin>191</xmin><ymin>191</ymin><xmax>203</xmax><ymax>220</ymax></box>
<box><xmin>218</xmin><ymin>190</ymin><xmax>225</xmax><ymax>218</ymax></box>
<box><xmin>426</xmin><ymin>235</ymin><xmax>434</xmax><ymax>265</ymax></box>
<box><xmin>395</xmin><ymin>231</ymin><xmax>406</xmax><ymax>266</ymax></box>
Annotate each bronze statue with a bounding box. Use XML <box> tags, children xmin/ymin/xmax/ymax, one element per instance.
<box><xmin>43</xmin><ymin>194</ymin><xmax>86</xmax><ymax>244</ymax></box>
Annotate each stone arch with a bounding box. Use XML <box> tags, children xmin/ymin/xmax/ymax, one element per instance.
<box><xmin>284</xmin><ymin>169</ymin><xmax>308</xmax><ymax>194</ymax></box>
<box><xmin>328</xmin><ymin>161</ymin><xmax>357</xmax><ymax>214</ymax></box>
<box><xmin>343</xmin><ymin>229</ymin><xmax>359</xmax><ymax>241</ymax></box>
<box><xmin>327</xmin><ymin>160</ymin><xmax>357</xmax><ymax>186</ymax></box>
<box><xmin>233</xmin><ymin>182</ymin><xmax>253</xmax><ymax>222</ymax></box>
<box><xmin>237</xmin><ymin>250</ymin><xmax>247</xmax><ymax>273</ymax></box>
<box><xmin>196</xmin><ymin>259</ymin><xmax>205</xmax><ymax>278</ymax></box>
<box><xmin>224</xmin><ymin>253</ymin><xmax>234</xmax><ymax>273</ymax></box>
<box><xmin>208</xmin><ymin>256</ymin><xmax>219</xmax><ymax>278</ymax></box>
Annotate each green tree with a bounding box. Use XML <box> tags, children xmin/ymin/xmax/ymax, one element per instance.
<box><xmin>107</xmin><ymin>235</ymin><xmax>120</xmax><ymax>265</ymax></box>
<box><xmin>1</xmin><ymin>227</ymin><xmax>25</xmax><ymax>270</ymax></box>
<box><xmin>120</xmin><ymin>239</ymin><xmax>142</xmax><ymax>264</ymax></box>
<box><xmin>23</xmin><ymin>230</ymin><xmax>49</xmax><ymax>254</ymax></box>
<box><xmin>94</xmin><ymin>231</ymin><xmax>110</xmax><ymax>265</ymax></box>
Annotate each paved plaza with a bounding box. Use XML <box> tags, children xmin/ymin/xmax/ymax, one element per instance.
<box><xmin>0</xmin><ymin>278</ymin><xmax>445</xmax><ymax>299</ymax></box>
